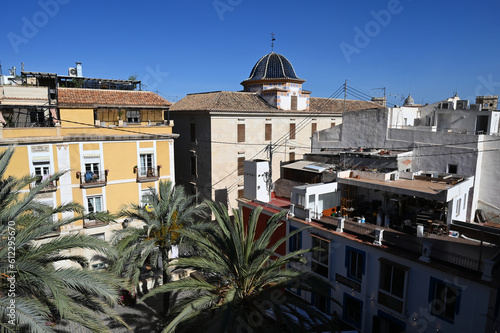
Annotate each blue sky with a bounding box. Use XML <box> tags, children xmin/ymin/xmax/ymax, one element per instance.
<box><xmin>2</xmin><ymin>0</ymin><xmax>500</xmax><ymax>106</ymax></box>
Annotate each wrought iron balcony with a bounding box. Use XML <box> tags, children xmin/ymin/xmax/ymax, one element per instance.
<box><xmin>30</xmin><ymin>176</ymin><xmax>58</xmax><ymax>193</ymax></box>
<box><xmin>77</xmin><ymin>170</ymin><xmax>109</xmax><ymax>188</ymax></box>
<box><xmin>135</xmin><ymin>165</ymin><xmax>161</xmax><ymax>182</ymax></box>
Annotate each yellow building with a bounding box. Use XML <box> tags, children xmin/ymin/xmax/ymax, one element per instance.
<box><xmin>0</xmin><ymin>85</ymin><xmax>176</xmax><ymax>246</ymax></box>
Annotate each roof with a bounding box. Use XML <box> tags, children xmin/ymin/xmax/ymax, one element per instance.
<box><xmin>244</xmin><ymin>52</ymin><xmax>302</xmax><ymax>82</ymax></box>
<box><xmin>170</xmin><ymin>91</ymin><xmax>277</xmax><ymax>112</ymax></box>
<box><xmin>58</xmin><ymin>88</ymin><xmax>171</xmax><ymax>108</ymax></box>
<box><xmin>309</xmin><ymin>97</ymin><xmax>381</xmax><ymax>113</ymax></box>
<box><xmin>171</xmin><ymin>91</ymin><xmax>381</xmax><ymax>114</ymax></box>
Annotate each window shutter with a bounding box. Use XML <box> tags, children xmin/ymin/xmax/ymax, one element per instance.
<box><xmin>265</xmin><ymin>123</ymin><xmax>272</xmax><ymax>141</ymax></box>
<box><xmin>238</xmin><ymin>157</ymin><xmax>245</xmax><ymax>176</ymax></box>
<box><xmin>289</xmin><ymin>123</ymin><xmax>296</xmax><ymax>139</ymax></box>
<box><xmin>238</xmin><ymin>124</ymin><xmax>245</xmax><ymax>142</ymax></box>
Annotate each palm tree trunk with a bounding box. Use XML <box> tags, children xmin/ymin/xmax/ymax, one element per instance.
<box><xmin>160</xmin><ymin>249</ymin><xmax>171</xmax><ymax>317</ymax></box>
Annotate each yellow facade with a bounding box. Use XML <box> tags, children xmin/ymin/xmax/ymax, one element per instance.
<box><xmin>0</xmin><ymin>90</ymin><xmax>176</xmax><ymax>241</ymax></box>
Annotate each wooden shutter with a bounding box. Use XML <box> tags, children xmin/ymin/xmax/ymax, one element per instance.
<box><xmin>289</xmin><ymin>123</ymin><xmax>296</xmax><ymax>139</ymax></box>
<box><xmin>311</xmin><ymin>123</ymin><xmax>317</xmax><ymax>135</ymax></box>
<box><xmin>265</xmin><ymin>123</ymin><xmax>272</xmax><ymax>141</ymax></box>
<box><xmin>238</xmin><ymin>124</ymin><xmax>245</xmax><ymax>143</ymax></box>
<box><xmin>238</xmin><ymin>157</ymin><xmax>245</xmax><ymax>175</ymax></box>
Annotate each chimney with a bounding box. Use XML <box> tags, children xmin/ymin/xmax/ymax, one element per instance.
<box><xmin>76</xmin><ymin>62</ymin><xmax>82</xmax><ymax>77</ymax></box>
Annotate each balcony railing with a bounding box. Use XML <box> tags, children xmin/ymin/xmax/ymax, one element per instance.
<box><xmin>77</xmin><ymin>170</ymin><xmax>108</xmax><ymax>188</ymax></box>
<box><xmin>135</xmin><ymin>165</ymin><xmax>161</xmax><ymax>182</ymax></box>
<box><xmin>83</xmin><ymin>219</ymin><xmax>108</xmax><ymax>228</ymax></box>
<box><xmin>30</xmin><ymin>177</ymin><xmax>58</xmax><ymax>193</ymax></box>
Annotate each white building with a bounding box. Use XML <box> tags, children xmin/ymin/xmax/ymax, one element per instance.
<box><xmin>170</xmin><ymin>52</ymin><xmax>379</xmax><ymax>209</ymax></box>
<box><xmin>311</xmin><ymin>94</ymin><xmax>500</xmax><ymax>223</ymax></box>
<box><xmin>239</xmin><ymin>159</ymin><xmax>500</xmax><ymax>333</ymax></box>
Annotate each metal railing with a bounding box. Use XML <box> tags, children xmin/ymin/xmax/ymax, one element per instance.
<box><xmin>77</xmin><ymin>170</ymin><xmax>108</xmax><ymax>188</ymax></box>
<box><xmin>135</xmin><ymin>166</ymin><xmax>161</xmax><ymax>181</ymax></box>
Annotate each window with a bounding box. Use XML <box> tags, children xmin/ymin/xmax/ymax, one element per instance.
<box><xmin>456</xmin><ymin>199</ymin><xmax>461</xmax><ymax>217</ymax></box>
<box><xmin>312</xmin><ymin>291</ymin><xmax>329</xmax><ymax>313</ymax></box>
<box><xmin>288</xmin><ymin>226</ymin><xmax>302</xmax><ymax>253</ymax></box>
<box><xmin>289</xmin><ymin>152</ymin><xmax>295</xmax><ymax>162</ymax></box>
<box><xmin>429</xmin><ymin>278</ymin><xmax>460</xmax><ymax>322</ymax></box>
<box><xmin>127</xmin><ymin>110</ymin><xmax>140</xmax><ymax>123</ymax></box>
<box><xmin>289</xmin><ymin>123</ymin><xmax>296</xmax><ymax>139</ymax></box>
<box><xmin>331</xmin><ymin>122</ymin><xmax>336</xmax><ymax>127</ymax></box>
<box><xmin>311</xmin><ymin>123</ymin><xmax>317</xmax><ymax>135</ymax></box>
<box><xmin>265</xmin><ymin>123</ymin><xmax>272</xmax><ymax>141</ymax></box>
<box><xmin>295</xmin><ymin>194</ymin><xmax>305</xmax><ymax>207</ymax></box>
<box><xmin>34</xmin><ymin>162</ymin><xmax>50</xmax><ymax>184</ymax></box>
<box><xmin>238</xmin><ymin>188</ymin><xmax>244</xmax><ymax>198</ymax></box>
<box><xmin>448</xmin><ymin>164</ymin><xmax>457</xmax><ymax>174</ymax></box>
<box><xmin>291</xmin><ymin>95</ymin><xmax>298</xmax><ymax>110</ymax></box>
<box><xmin>346</xmin><ymin>247</ymin><xmax>365</xmax><ymax>282</ymax></box>
<box><xmin>238</xmin><ymin>124</ymin><xmax>245</xmax><ymax>143</ymax></box>
<box><xmin>378</xmin><ymin>259</ymin><xmax>408</xmax><ymax>313</ymax></box>
<box><xmin>84</xmin><ymin>162</ymin><xmax>100</xmax><ymax>182</ymax></box>
<box><xmin>237</xmin><ymin>156</ymin><xmax>245</xmax><ymax>176</ymax></box>
<box><xmin>190</xmin><ymin>123</ymin><xmax>196</xmax><ymax>142</ymax></box>
<box><xmin>140</xmin><ymin>153</ymin><xmax>154</xmax><ymax>177</ymax></box>
<box><xmin>190</xmin><ymin>154</ymin><xmax>197</xmax><ymax>176</ymax></box>
<box><xmin>311</xmin><ymin>235</ymin><xmax>329</xmax><ymax>278</ymax></box>
<box><xmin>343</xmin><ymin>294</ymin><xmax>363</xmax><ymax>328</ymax></box>
<box><xmin>87</xmin><ymin>196</ymin><xmax>103</xmax><ymax>214</ymax></box>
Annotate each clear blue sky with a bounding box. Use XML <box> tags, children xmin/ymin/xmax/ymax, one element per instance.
<box><xmin>2</xmin><ymin>0</ymin><xmax>500</xmax><ymax>106</ymax></box>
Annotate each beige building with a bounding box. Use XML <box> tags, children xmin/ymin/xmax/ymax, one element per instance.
<box><xmin>170</xmin><ymin>52</ymin><xmax>378</xmax><ymax>209</ymax></box>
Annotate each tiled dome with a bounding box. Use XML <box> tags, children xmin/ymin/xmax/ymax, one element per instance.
<box><xmin>246</xmin><ymin>52</ymin><xmax>301</xmax><ymax>81</ymax></box>
<box><xmin>404</xmin><ymin>94</ymin><xmax>414</xmax><ymax>106</ymax></box>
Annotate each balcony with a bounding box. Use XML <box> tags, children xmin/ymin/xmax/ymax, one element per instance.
<box><xmin>77</xmin><ymin>170</ymin><xmax>108</xmax><ymax>188</ymax></box>
<box><xmin>30</xmin><ymin>177</ymin><xmax>58</xmax><ymax>193</ymax></box>
<box><xmin>135</xmin><ymin>165</ymin><xmax>161</xmax><ymax>183</ymax></box>
<box><xmin>83</xmin><ymin>219</ymin><xmax>108</xmax><ymax>228</ymax></box>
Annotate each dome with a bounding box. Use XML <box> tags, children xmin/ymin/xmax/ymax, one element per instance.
<box><xmin>245</xmin><ymin>52</ymin><xmax>302</xmax><ymax>81</ymax></box>
<box><xmin>404</xmin><ymin>93</ymin><xmax>414</xmax><ymax>106</ymax></box>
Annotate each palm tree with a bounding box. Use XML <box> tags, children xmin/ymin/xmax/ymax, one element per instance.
<box><xmin>143</xmin><ymin>201</ymin><xmax>336</xmax><ymax>333</ymax></box>
<box><xmin>0</xmin><ymin>147</ymin><xmax>125</xmax><ymax>333</ymax></box>
<box><xmin>111</xmin><ymin>180</ymin><xmax>207</xmax><ymax>314</ymax></box>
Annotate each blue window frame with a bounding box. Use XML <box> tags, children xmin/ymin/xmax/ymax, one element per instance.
<box><xmin>428</xmin><ymin>277</ymin><xmax>461</xmax><ymax>323</ymax></box>
<box><xmin>343</xmin><ymin>293</ymin><xmax>363</xmax><ymax>329</ymax></box>
<box><xmin>288</xmin><ymin>225</ymin><xmax>302</xmax><ymax>253</ymax></box>
<box><xmin>345</xmin><ymin>246</ymin><xmax>365</xmax><ymax>282</ymax></box>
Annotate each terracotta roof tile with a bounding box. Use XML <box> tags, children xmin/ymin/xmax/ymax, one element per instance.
<box><xmin>170</xmin><ymin>91</ymin><xmax>277</xmax><ymax>112</ymax></box>
<box><xmin>58</xmin><ymin>88</ymin><xmax>171</xmax><ymax>108</ymax></box>
<box><xmin>309</xmin><ymin>97</ymin><xmax>381</xmax><ymax>113</ymax></box>
<box><xmin>170</xmin><ymin>91</ymin><xmax>381</xmax><ymax>114</ymax></box>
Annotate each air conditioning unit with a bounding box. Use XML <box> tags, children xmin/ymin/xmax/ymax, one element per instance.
<box><xmin>68</xmin><ymin>67</ymin><xmax>77</xmax><ymax>76</ymax></box>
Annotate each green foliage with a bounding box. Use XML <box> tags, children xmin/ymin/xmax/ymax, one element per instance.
<box><xmin>0</xmin><ymin>147</ymin><xmax>126</xmax><ymax>333</ymax></box>
<box><xmin>112</xmin><ymin>180</ymin><xmax>207</xmax><ymax>288</ymax></box>
<box><xmin>144</xmin><ymin>201</ymin><xmax>337</xmax><ymax>332</ymax></box>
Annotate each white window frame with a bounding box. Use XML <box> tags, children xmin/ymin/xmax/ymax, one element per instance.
<box><xmin>311</xmin><ymin>235</ymin><xmax>330</xmax><ymax>278</ymax></box>
<box><xmin>139</xmin><ymin>153</ymin><xmax>154</xmax><ymax>177</ymax></box>
<box><xmin>378</xmin><ymin>259</ymin><xmax>409</xmax><ymax>314</ymax></box>
<box><xmin>87</xmin><ymin>195</ymin><xmax>104</xmax><ymax>215</ymax></box>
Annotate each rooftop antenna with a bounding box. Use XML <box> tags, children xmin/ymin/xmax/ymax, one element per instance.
<box><xmin>271</xmin><ymin>32</ymin><xmax>275</xmax><ymax>52</ymax></box>
<box><xmin>371</xmin><ymin>87</ymin><xmax>387</xmax><ymax>98</ymax></box>
<box><xmin>21</xmin><ymin>62</ymin><xmax>24</xmax><ymax>72</ymax></box>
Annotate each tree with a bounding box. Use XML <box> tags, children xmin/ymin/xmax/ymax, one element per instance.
<box><xmin>0</xmin><ymin>147</ymin><xmax>125</xmax><ymax>333</ymax></box>
<box><xmin>112</xmin><ymin>180</ymin><xmax>206</xmax><ymax>314</ymax></box>
<box><xmin>144</xmin><ymin>201</ymin><xmax>337</xmax><ymax>333</ymax></box>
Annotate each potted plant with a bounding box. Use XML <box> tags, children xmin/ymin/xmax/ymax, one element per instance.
<box><xmin>118</xmin><ymin>110</ymin><xmax>124</xmax><ymax>127</ymax></box>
